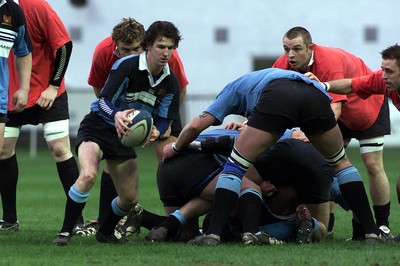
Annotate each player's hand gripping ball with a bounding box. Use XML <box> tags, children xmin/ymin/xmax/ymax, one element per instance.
<box><xmin>120</xmin><ymin>109</ymin><xmax>153</xmax><ymax>147</ymax></box>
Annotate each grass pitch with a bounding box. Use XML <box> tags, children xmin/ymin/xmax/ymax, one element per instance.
<box><xmin>0</xmin><ymin>145</ymin><xmax>399</xmax><ymax>266</ymax></box>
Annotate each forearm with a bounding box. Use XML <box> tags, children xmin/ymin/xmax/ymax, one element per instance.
<box><xmin>15</xmin><ymin>53</ymin><xmax>32</xmax><ymax>92</ymax></box>
<box><xmin>326</xmin><ymin>79</ymin><xmax>354</xmax><ymax>94</ymax></box>
<box><xmin>50</xmin><ymin>41</ymin><xmax>72</xmax><ymax>87</ymax></box>
<box><xmin>174</xmin><ymin>123</ymin><xmax>204</xmax><ymax>151</ymax></box>
<box><xmin>174</xmin><ymin>114</ymin><xmax>216</xmax><ymax>151</ymax></box>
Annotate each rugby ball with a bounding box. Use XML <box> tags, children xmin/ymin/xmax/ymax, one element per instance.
<box><xmin>120</xmin><ymin>110</ymin><xmax>153</xmax><ymax>147</ymax></box>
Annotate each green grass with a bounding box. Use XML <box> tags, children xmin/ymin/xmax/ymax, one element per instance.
<box><xmin>1</xmin><ymin>146</ymin><xmax>400</xmax><ymax>266</ymax></box>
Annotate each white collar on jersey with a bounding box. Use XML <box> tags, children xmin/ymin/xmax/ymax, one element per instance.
<box><xmin>139</xmin><ymin>52</ymin><xmax>171</xmax><ymax>87</ymax></box>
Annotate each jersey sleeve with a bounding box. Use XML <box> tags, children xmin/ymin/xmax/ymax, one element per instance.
<box><xmin>88</xmin><ymin>45</ymin><xmax>111</xmax><ymax>89</ymax></box>
<box><xmin>205</xmin><ymin>90</ymin><xmax>242</xmax><ymax>125</ymax></box>
<box><xmin>351</xmin><ymin>70</ymin><xmax>386</xmax><ymax>99</ymax></box>
<box><xmin>36</xmin><ymin>1</ymin><xmax>71</xmax><ymax>50</ymax></box>
<box><xmin>12</xmin><ymin>4</ymin><xmax>32</xmax><ymax>56</ymax></box>
<box><xmin>168</xmin><ymin>50</ymin><xmax>189</xmax><ymax>89</ymax></box>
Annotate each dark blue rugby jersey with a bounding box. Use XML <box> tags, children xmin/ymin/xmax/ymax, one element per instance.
<box><xmin>91</xmin><ymin>53</ymin><xmax>180</xmax><ymax>127</ymax></box>
<box><xmin>0</xmin><ymin>0</ymin><xmax>32</xmax><ymax>102</ymax></box>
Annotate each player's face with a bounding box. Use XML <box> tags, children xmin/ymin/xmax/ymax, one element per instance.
<box><xmin>283</xmin><ymin>36</ymin><xmax>313</xmax><ymax>73</ymax></box>
<box><xmin>146</xmin><ymin>37</ymin><xmax>176</xmax><ymax>74</ymax></box>
<box><xmin>381</xmin><ymin>59</ymin><xmax>400</xmax><ymax>92</ymax></box>
<box><xmin>115</xmin><ymin>40</ymin><xmax>142</xmax><ymax>58</ymax></box>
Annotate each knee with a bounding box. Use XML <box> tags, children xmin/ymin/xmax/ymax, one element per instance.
<box><xmin>362</xmin><ymin>158</ymin><xmax>383</xmax><ymax>176</ymax></box>
<box><xmin>47</xmin><ymin>138</ymin><xmax>73</xmax><ymax>161</ymax></box>
<box><xmin>0</xmin><ymin>138</ymin><xmax>16</xmax><ymax>159</ymax></box>
<box><xmin>78</xmin><ymin>170</ymin><xmax>97</xmax><ymax>189</ymax></box>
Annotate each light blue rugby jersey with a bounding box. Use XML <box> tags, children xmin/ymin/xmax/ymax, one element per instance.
<box><xmin>205</xmin><ymin>68</ymin><xmax>331</xmax><ymax>125</ymax></box>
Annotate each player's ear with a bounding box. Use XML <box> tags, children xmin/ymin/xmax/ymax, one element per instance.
<box><xmin>308</xmin><ymin>43</ymin><xmax>314</xmax><ymax>53</ymax></box>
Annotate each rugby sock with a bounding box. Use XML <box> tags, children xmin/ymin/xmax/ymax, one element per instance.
<box><xmin>56</xmin><ymin>157</ymin><xmax>79</xmax><ymax>196</ymax></box>
<box><xmin>97</xmin><ymin>171</ymin><xmax>117</xmax><ymax>225</ymax></box>
<box><xmin>140</xmin><ymin>209</ymin><xmax>166</xmax><ymax>230</ymax></box>
<box><xmin>328</xmin><ymin>213</ymin><xmax>335</xmax><ymax>233</ymax></box>
<box><xmin>0</xmin><ymin>155</ymin><xmax>18</xmax><ymax>223</ymax></box>
<box><xmin>352</xmin><ymin>218</ymin><xmax>365</xmax><ymax>240</ymax></box>
<box><xmin>373</xmin><ymin>202</ymin><xmax>390</xmax><ymax>227</ymax></box>
<box><xmin>237</xmin><ymin>189</ymin><xmax>262</xmax><ymax>234</ymax></box>
<box><xmin>311</xmin><ymin>218</ymin><xmax>319</xmax><ymax>236</ymax></box>
<box><xmin>158</xmin><ymin>212</ymin><xmax>182</xmax><ymax>240</ymax></box>
<box><xmin>336</xmin><ymin>166</ymin><xmax>380</xmax><ymax>235</ymax></box>
<box><xmin>206</xmin><ymin>150</ymin><xmax>251</xmax><ymax>236</ymax></box>
<box><xmin>99</xmin><ymin>197</ymin><xmax>129</xmax><ymax>235</ymax></box>
<box><xmin>56</xmin><ymin>157</ymin><xmax>83</xmax><ymax>224</ymax></box>
<box><xmin>206</xmin><ymin>188</ymin><xmax>239</xmax><ymax>236</ymax></box>
<box><xmin>339</xmin><ymin>182</ymin><xmax>379</xmax><ymax>235</ymax></box>
<box><xmin>60</xmin><ymin>185</ymin><xmax>89</xmax><ymax>233</ymax></box>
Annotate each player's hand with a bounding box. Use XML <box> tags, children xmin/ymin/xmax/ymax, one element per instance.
<box><xmin>114</xmin><ymin>109</ymin><xmax>135</xmax><ymax>138</ymax></box>
<box><xmin>10</xmin><ymin>88</ymin><xmax>29</xmax><ymax>113</ymax></box>
<box><xmin>141</xmin><ymin>126</ymin><xmax>160</xmax><ymax>148</ymax></box>
<box><xmin>36</xmin><ymin>85</ymin><xmax>58</xmax><ymax>111</ymax></box>
<box><xmin>304</xmin><ymin>72</ymin><xmax>320</xmax><ymax>82</ymax></box>
<box><xmin>260</xmin><ymin>181</ymin><xmax>277</xmax><ymax>197</ymax></box>
<box><xmin>290</xmin><ymin>129</ymin><xmax>309</xmax><ymax>142</ymax></box>
<box><xmin>225</xmin><ymin>121</ymin><xmax>245</xmax><ymax>131</ymax></box>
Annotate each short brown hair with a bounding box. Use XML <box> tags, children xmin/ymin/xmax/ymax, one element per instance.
<box><xmin>381</xmin><ymin>44</ymin><xmax>400</xmax><ymax>68</ymax></box>
<box><xmin>111</xmin><ymin>18</ymin><xmax>145</xmax><ymax>44</ymax></box>
<box><xmin>141</xmin><ymin>21</ymin><xmax>182</xmax><ymax>50</ymax></box>
<box><xmin>284</xmin><ymin>27</ymin><xmax>312</xmax><ymax>46</ymax></box>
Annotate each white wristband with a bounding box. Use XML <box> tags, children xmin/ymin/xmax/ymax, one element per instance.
<box><xmin>322</xmin><ymin>82</ymin><xmax>331</xmax><ymax>92</ymax></box>
<box><xmin>172</xmin><ymin>142</ymin><xmax>180</xmax><ymax>153</ymax></box>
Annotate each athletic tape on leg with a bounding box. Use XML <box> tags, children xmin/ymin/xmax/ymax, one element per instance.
<box><xmin>359</xmin><ymin>136</ymin><xmax>384</xmax><ymax>154</ymax></box>
<box><xmin>324</xmin><ymin>146</ymin><xmax>345</xmax><ymax>165</ymax></box>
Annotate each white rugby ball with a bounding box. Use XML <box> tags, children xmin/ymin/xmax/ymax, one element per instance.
<box><xmin>120</xmin><ymin>109</ymin><xmax>153</xmax><ymax>147</ymax></box>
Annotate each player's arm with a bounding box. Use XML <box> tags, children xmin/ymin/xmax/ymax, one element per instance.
<box><xmin>162</xmin><ymin>112</ymin><xmax>218</xmax><ymax>161</ymax></box>
<box><xmin>37</xmin><ymin>41</ymin><xmax>73</xmax><ymax>110</ymax></box>
<box><xmin>305</xmin><ymin>72</ymin><xmax>354</xmax><ymax>95</ymax></box>
<box><xmin>92</xmin><ymin>86</ymin><xmax>102</xmax><ymax>98</ymax></box>
<box><xmin>13</xmin><ymin>53</ymin><xmax>32</xmax><ymax>112</ymax></box>
<box><xmin>324</xmin><ymin>79</ymin><xmax>354</xmax><ymax>94</ymax></box>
